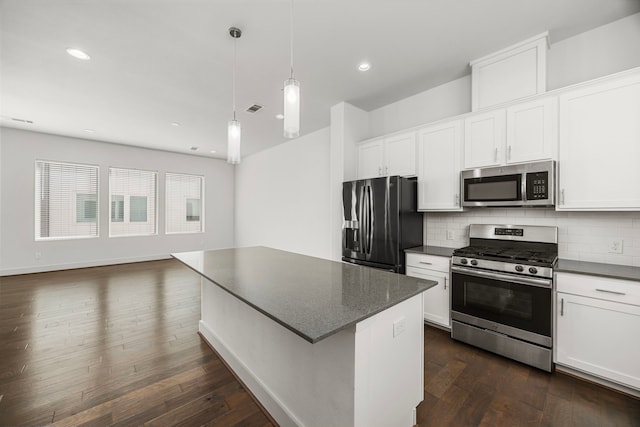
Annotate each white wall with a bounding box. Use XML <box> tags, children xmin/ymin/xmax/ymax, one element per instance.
<box><xmin>0</xmin><ymin>127</ymin><xmax>235</xmax><ymax>275</ymax></box>
<box><xmin>235</xmin><ymin>127</ymin><xmax>332</xmax><ymax>260</ymax></box>
<box><xmin>548</xmin><ymin>13</ymin><xmax>640</xmax><ymax>91</ymax></box>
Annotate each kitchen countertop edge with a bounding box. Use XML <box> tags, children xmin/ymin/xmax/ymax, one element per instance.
<box><xmin>556</xmin><ymin>259</ymin><xmax>640</xmax><ymax>282</ymax></box>
<box><xmin>405</xmin><ymin>245</ymin><xmax>456</xmax><ymax>258</ymax></box>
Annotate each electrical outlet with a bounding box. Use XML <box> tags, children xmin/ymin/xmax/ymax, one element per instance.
<box><xmin>447</xmin><ymin>230</ymin><xmax>454</xmax><ymax>240</ymax></box>
<box><xmin>608</xmin><ymin>239</ymin><xmax>623</xmax><ymax>254</ymax></box>
<box><xmin>393</xmin><ymin>317</ymin><xmax>406</xmax><ymax>337</ymax></box>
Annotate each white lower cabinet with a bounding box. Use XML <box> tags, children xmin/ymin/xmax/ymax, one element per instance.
<box><xmin>406</xmin><ymin>253</ymin><xmax>450</xmax><ymax>328</ymax></box>
<box><xmin>555</xmin><ymin>272</ymin><xmax>640</xmax><ymax>391</ymax></box>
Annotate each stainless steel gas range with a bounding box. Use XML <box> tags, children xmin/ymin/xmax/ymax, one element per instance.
<box><xmin>450</xmin><ymin>224</ymin><xmax>558</xmax><ymax>372</ymax></box>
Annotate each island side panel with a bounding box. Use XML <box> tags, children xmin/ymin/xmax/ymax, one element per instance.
<box><xmin>353</xmin><ymin>293</ymin><xmax>424</xmax><ymax>427</ymax></box>
<box><xmin>199</xmin><ymin>277</ymin><xmax>356</xmax><ymax>427</ymax></box>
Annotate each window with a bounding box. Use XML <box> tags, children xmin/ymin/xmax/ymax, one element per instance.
<box><xmin>166</xmin><ymin>173</ymin><xmax>204</xmax><ymax>234</ymax></box>
<box><xmin>35</xmin><ymin>160</ymin><xmax>99</xmax><ymax>240</ymax></box>
<box><xmin>130</xmin><ymin>196</ymin><xmax>148</xmax><ymax>222</ymax></box>
<box><xmin>111</xmin><ymin>195</ymin><xmax>124</xmax><ymax>222</ymax></box>
<box><xmin>76</xmin><ymin>194</ymin><xmax>97</xmax><ymax>223</ymax></box>
<box><xmin>109</xmin><ymin>167</ymin><xmax>157</xmax><ymax>236</ymax></box>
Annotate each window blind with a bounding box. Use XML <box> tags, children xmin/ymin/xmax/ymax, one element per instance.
<box><xmin>35</xmin><ymin>160</ymin><xmax>99</xmax><ymax>240</ymax></box>
<box><xmin>165</xmin><ymin>173</ymin><xmax>204</xmax><ymax>234</ymax></box>
<box><xmin>109</xmin><ymin>167</ymin><xmax>157</xmax><ymax>236</ymax></box>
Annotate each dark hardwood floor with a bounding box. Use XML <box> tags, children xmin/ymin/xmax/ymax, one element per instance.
<box><xmin>1</xmin><ymin>259</ymin><xmax>638</xmax><ymax>427</ymax></box>
<box><xmin>419</xmin><ymin>327</ymin><xmax>640</xmax><ymax>427</ymax></box>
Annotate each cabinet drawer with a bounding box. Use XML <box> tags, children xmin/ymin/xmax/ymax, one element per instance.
<box><xmin>556</xmin><ymin>272</ymin><xmax>640</xmax><ymax>306</ymax></box>
<box><xmin>406</xmin><ymin>253</ymin><xmax>450</xmax><ymax>272</ymax></box>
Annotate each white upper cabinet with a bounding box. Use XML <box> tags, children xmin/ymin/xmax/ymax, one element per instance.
<box><xmin>356</xmin><ymin>131</ymin><xmax>416</xmax><ymax>179</ymax></box>
<box><xmin>356</xmin><ymin>138</ymin><xmax>385</xmax><ymax>180</ymax></box>
<box><xmin>464</xmin><ymin>96</ymin><xmax>557</xmax><ymax>169</ymax></box>
<box><xmin>464</xmin><ymin>109</ymin><xmax>506</xmax><ymax>168</ymax></box>
<box><xmin>557</xmin><ymin>71</ymin><xmax>640</xmax><ymax>210</ymax></box>
<box><xmin>417</xmin><ymin>120</ymin><xmax>464</xmax><ymax>211</ymax></box>
<box><xmin>471</xmin><ymin>32</ymin><xmax>548</xmax><ymax>111</ymax></box>
<box><xmin>506</xmin><ymin>97</ymin><xmax>557</xmax><ymax>164</ymax></box>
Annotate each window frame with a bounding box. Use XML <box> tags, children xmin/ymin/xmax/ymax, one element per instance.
<box><xmin>165</xmin><ymin>172</ymin><xmax>205</xmax><ymax>235</ymax></box>
<box><xmin>34</xmin><ymin>160</ymin><xmax>100</xmax><ymax>241</ymax></box>
<box><xmin>108</xmin><ymin>167</ymin><xmax>158</xmax><ymax>238</ymax></box>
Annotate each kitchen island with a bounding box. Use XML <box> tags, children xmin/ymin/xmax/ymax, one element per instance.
<box><xmin>172</xmin><ymin>246</ymin><xmax>436</xmax><ymax>427</ymax></box>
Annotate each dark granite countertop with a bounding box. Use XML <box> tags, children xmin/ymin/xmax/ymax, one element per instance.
<box><xmin>172</xmin><ymin>247</ymin><xmax>436</xmax><ymax>344</ymax></box>
<box><xmin>556</xmin><ymin>259</ymin><xmax>640</xmax><ymax>282</ymax></box>
<box><xmin>405</xmin><ymin>245</ymin><xmax>456</xmax><ymax>258</ymax></box>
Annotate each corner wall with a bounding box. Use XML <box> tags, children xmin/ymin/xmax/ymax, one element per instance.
<box><xmin>234</xmin><ymin>127</ymin><xmax>332</xmax><ymax>260</ymax></box>
<box><xmin>0</xmin><ymin>127</ymin><xmax>235</xmax><ymax>275</ymax></box>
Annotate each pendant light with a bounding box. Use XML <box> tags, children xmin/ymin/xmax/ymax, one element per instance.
<box><xmin>227</xmin><ymin>27</ymin><xmax>242</xmax><ymax>164</ymax></box>
<box><xmin>283</xmin><ymin>0</ymin><xmax>300</xmax><ymax>138</ymax></box>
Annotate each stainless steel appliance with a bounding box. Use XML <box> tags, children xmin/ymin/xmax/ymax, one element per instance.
<box><xmin>342</xmin><ymin>176</ymin><xmax>423</xmax><ymax>273</ymax></box>
<box><xmin>450</xmin><ymin>224</ymin><xmax>558</xmax><ymax>371</ymax></box>
<box><xmin>461</xmin><ymin>160</ymin><xmax>555</xmax><ymax>207</ymax></box>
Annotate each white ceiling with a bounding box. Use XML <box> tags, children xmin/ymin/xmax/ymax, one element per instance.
<box><xmin>2</xmin><ymin>0</ymin><xmax>639</xmax><ymax>160</ymax></box>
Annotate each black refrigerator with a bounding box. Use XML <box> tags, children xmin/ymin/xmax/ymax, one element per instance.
<box><xmin>342</xmin><ymin>176</ymin><xmax>423</xmax><ymax>274</ymax></box>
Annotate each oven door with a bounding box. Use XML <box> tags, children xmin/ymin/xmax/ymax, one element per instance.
<box><xmin>450</xmin><ymin>266</ymin><xmax>552</xmax><ymax>347</ymax></box>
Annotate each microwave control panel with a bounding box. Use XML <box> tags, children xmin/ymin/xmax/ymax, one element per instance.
<box><xmin>526</xmin><ymin>171</ymin><xmax>549</xmax><ymax>200</ymax></box>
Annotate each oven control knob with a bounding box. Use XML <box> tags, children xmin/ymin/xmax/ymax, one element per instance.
<box><xmin>460</xmin><ymin>258</ymin><xmax>468</xmax><ymax>265</ymax></box>
<box><xmin>529</xmin><ymin>267</ymin><xmax>538</xmax><ymax>275</ymax></box>
<box><xmin>470</xmin><ymin>259</ymin><xmax>478</xmax><ymax>266</ymax></box>
<box><xmin>515</xmin><ymin>265</ymin><xmax>524</xmax><ymax>272</ymax></box>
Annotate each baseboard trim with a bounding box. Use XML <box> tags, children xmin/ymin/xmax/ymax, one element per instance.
<box><xmin>555</xmin><ymin>364</ymin><xmax>640</xmax><ymax>398</ymax></box>
<box><xmin>198</xmin><ymin>320</ymin><xmax>303</xmax><ymax>427</ymax></box>
<box><xmin>0</xmin><ymin>254</ymin><xmax>172</xmax><ymax>277</ymax></box>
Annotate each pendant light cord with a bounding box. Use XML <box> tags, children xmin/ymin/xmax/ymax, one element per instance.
<box><xmin>290</xmin><ymin>0</ymin><xmax>294</xmax><ymax>79</ymax></box>
<box><xmin>233</xmin><ymin>35</ymin><xmax>237</xmax><ymax>121</ymax></box>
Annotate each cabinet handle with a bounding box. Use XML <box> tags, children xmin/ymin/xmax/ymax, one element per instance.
<box><xmin>378</xmin><ymin>166</ymin><xmax>382</xmax><ymax>176</ymax></box>
<box><xmin>443</xmin><ymin>277</ymin><xmax>447</xmax><ymax>290</ymax></box>
<box><xmin>560</xmin><ymin>298</ymin><xmax>564</xmax><ymax>316</ymax></box>
<box><xmin>419</xmin><ymin>261</ymin><xmax>433</xmax><ymax>265</ymax></box>
<box><xmin>385</xmin><ymin>166</ymin><xmax>388</xmax><ymax>175</ymax></box>
<box><xmin>454</xmin><ymin>194</ymin><xmax>459</xmax><ymax>206</ymax></box>
<box><xmin>508</xmin><ymin>145</ymin><xmax>512</xmax><ymax>161</ymax></box>
<box><xmin>561</xmin><ymin>189</ymin><xmax>565</xmax><ymax>205</ymax></box>
<box><xmin>595</xmin><ymin>288</ymin><xmax>626</xmax><ymax>296</ymax></box>
<box><xmin>494</xmin><ymin>147</ymin><xmax>498</xmax><ymax>162</ymax></box>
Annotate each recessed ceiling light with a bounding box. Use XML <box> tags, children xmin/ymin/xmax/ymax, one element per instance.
<box><xmin>83</xmin><ymin>129</ymin><xmax>95</xmax><ymax>133</ymax></box>
<box><xmin>358</xmin><ymin>62</ymin><xmax>371</xmax><ymax>72</ymax></box>
<box><xmin>210</xmin><ymin>150</ymin><xmax>217</xmax><ymax>154</ymax></box>
<box><xmin>275</xmin><ymin>114</ymin><xmax>284</xmax><ymax>120</ymax></box>
<box><xmin>171</xmin><ymin>122</ymin><xmax>181</xmax><ymax>127</ymax></box>
<box><xmin>66</xmin><ymin>48</ymin><xmax>91</xmax><ymax>60</ymax></box>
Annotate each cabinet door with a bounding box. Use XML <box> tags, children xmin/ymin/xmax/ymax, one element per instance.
<box><xmin>417</xmin><ymin>120</ymin><xmax>463</xmax><ymax>211</ymax></box>
<box><xmin>556</xmin><ymin>292</ymin><xmax>640</xmax><ymax>390</ymax></box>
<box><xmin>464</xmin><ymin>109</ymin><xmax>506</xmax><ymax>168</ymax></box>
<box><xmin>557</xmin><ymin>72</ymin><xmax>640</xmax><ymax>210</ymax></box>
<box><xmin>406</xmin><ymin>267</ymin><xmax>450</xmax><ymax>328</ymax></box>
<box><xmin>506</xmin><ymin>97</ymin><xmax>557</xmax><ymax>163</ymax></box>
<box><xmin>385</xmin><ymin>132</ymin><xmax>416</xmax><ymax>177</ymax></box>
<box><xmin>357</xmin><ymin>138</ymin><xmax>384</xmax><ymax>180</ymax></box>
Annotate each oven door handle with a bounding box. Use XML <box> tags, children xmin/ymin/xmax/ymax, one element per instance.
<box><xmin>451</xmin><ymin>265</ymin><xmax>553</xmax><ymax>289</ymax></box>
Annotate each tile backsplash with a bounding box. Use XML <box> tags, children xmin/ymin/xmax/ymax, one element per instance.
<box><xmin>424</xmin><ymin>208</ymin><xmax>640</xmax><ymax>267</ymax></box>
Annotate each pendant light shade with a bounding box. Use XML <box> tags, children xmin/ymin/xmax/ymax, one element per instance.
<box><xmin>227</xmin><ymin>119</ymin><xmax>241</xmax><ymax>164</ymax></box>
<box><xmin>227</xmin><ymin>26</ymin><xmax>242</xmax><ymax>164</ymax></box>
<box><xmin>283</xmin><ymin>77</ymin><xmax>300</xmax><ymax>138</ymax></box>
<box><xmin>283</xmin><ymin>0</ymin><xmax>300</xmax><ymax>139</ymax></box>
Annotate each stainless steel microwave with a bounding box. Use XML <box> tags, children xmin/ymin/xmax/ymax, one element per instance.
<box><xmin>461</xmin><ymin>160</ymin><xmax>555</xmax><ymax>207</ymax></box>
